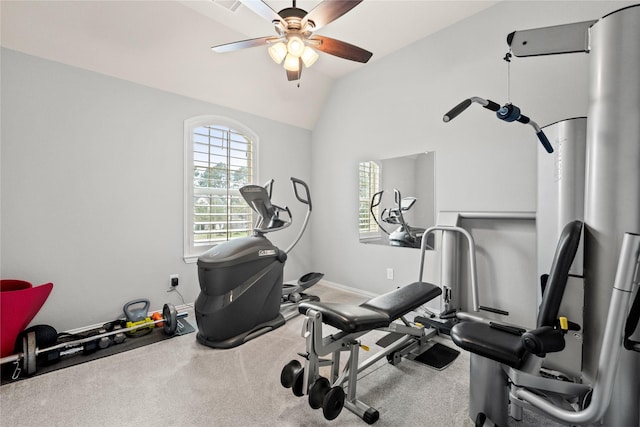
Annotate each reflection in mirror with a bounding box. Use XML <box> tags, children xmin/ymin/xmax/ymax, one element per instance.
<box><xmin>358</xmin><ymin>152</ymin><xmax>435</xmax><ymax>249</ymax></box>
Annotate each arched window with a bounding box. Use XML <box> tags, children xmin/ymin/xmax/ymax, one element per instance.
<box><xmin>184</xmin><ymin>116</ymin><xmax>257</xmax><ymax>261</ymax></box>
<box><xmin>358</xmin><ymin>160</ymin><xmax>380</xmax><ymax>236</ymax></box>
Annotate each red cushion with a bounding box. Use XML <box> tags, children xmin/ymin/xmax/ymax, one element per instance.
<box><xmin>1</xmin><ymin>280</ymin><xmax>53</xmax><ymax>357</ymax></box>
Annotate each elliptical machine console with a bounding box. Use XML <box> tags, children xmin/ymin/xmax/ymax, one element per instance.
<box><xmin>195</xmin><ymin>177</ymin><xmax>321</xmax><ymax>349</ymax></box>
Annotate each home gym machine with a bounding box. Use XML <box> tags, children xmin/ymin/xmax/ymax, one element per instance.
<box><xmin>445</xmin><ymin>5</ymin><xmax>640</xmax><ymax>426</ymax></box>
<box><xmin>195</xmin><ymin>177</ymin><xmax>322</xmax><ymax>349</ymax></box>
<box><xmin>450</xmin><ymin>223</ymin><xmax>640</xmax><ymax>427</ymax></box>
<box><xmin>369</xmin><ymin>189</ymin><xmax>426</xmax><ymax>248</ymax></box>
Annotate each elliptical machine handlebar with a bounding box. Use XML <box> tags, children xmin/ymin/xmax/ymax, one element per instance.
<box><xmin>370</xmin><ymin>191</ymin><xmax>390</xmax><ymax>236</ymax></box>
<box><xmin>291</xmin><ymin>177</ymin><xmax>312</xmax><ymax>211</ymax></box>
<box><xmin>443</xmin><ymin>96</ymin><xmax>554</xmax><ymax>153</ymax></box>
<box><xmin>285</xmin><ymin>177</ymin><xmax>312</xmax><ymax>254</ymax></box>
<box><xmin>391</xmin><ymin>189</ymin><xmax>409</xmax><ymax>230</ymax></box>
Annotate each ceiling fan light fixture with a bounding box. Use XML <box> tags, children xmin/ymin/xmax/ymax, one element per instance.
<box><xmin>268</xmin><ymin>42</ymin><xmax>287</xmax><ymax>64</ymax></box>
<box><xmin>301</xmin><ymin>46</ymin><xmax>319</xmax><ymax>68</ymax></box>
<box><xmin>286</xmin><ymin>36</ymin><xmax>305</xmax><ymax>57</ymax></box>
<box><xmin>283</xmin><ymin>53</ymin><xmax>300</xmax><ymax>72</ymax></box>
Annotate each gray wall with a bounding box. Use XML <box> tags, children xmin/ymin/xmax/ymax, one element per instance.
<box><xmin>2</xmin><ymin>1</ymin><xmax>635</xmax><ymax>332</ymax></box>
<box><xmin>310</xmin><ymin>1</ymin><xmax>635</xmax><ymax>296</ymax></box>
<box><xmin>0</xmin><ymin>48</ymin><xmax>313</xmax><ymax>331</ymax></box>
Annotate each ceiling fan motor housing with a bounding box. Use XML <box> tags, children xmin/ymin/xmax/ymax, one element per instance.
<box><xmin>277</xmin><ymin>7</ymin><xmax>314</xmax><ymax>32</ymax></box>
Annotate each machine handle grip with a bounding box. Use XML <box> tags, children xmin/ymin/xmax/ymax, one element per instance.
<box><xmin>482</xmin><ymin>99</ymin><xmax>501</xmax><ymax>112</ymax></box>
<box><xmin>537</xmin><ymin>131</ymin><xmax>554</xmax><ymax>153</ymax></box>
<box><xmin>290</xmin><ymin>177</ymin><xmax>312</xmax><ymax>211</ymax></box>
<box><xmin>443</xmin><ymin>99</ymin><xmax>472</xmax><ymax>122</ymax></box>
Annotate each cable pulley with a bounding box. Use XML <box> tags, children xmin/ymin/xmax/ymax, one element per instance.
<box><xmin>442</xmin><ymin>96</ymin><xmax>553</xmax><ymax>153</ymax></box>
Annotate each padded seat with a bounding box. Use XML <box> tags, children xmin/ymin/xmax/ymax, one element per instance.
<box><xmin>450</xmin><ymin>220</ymin><xmax>583</xmax><ymax>370</ymax></box>
<box><xmin>298</xmin><ymin>281</ymin><xmax>442</xmax><ymax>333</ymax></box>
<box><xmin>450</xmin><ymin>322</ymin><xmax>527</xmax><ymax>368</ymax></box>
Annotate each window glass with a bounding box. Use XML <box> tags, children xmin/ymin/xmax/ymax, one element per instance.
<box><xmin>359</xmin><ymin>161</ymin><xmax>380</xmax><ymax>235</ymax></box>
<box><xmin>184</xmin><ymin>117</ymin><xmax>256</xmax><ymax>261</ymax></box>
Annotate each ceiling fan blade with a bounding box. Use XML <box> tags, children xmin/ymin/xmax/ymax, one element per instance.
<box><xmin>313</xmin><ymin>36</ymin><xmax>372</xmax><ymax>63</ymax></box>
<box><xmin>286</xmin><ymin>58</ymin><xmax>303</xmax><ymax>81</ymax></box>
<box><xmin>212</xmin><ymin>36</ymin><xmax>277</xmax><ymax>53</ymax></box>
<box><xmin>302</xmin><ymin>0</ymin><xmax>363</xmax><ymax>31</ymax></box>
<box><xmin>241</xmin><ymin>0</ymin><xmax>284</xmax><ymax>25</ymax></box>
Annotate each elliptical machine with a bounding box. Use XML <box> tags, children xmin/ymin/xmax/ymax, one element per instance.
<box><xmin>370</xmin><ymin>189</ymin><xmax>426</xmax><ymax>248</ymax></box>
<box><xmin>195</xmin><ymin>177</ymin><xmax>321</xmax><ymax>349</ymax></box>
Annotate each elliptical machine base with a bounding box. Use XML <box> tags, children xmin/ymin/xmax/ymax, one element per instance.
<box><xmin>195</xmin><ymin>177</ymin><xmax>319</xmax><ymax>348</ymax></box>
<box><xmin>196</xmin><ymin>315</ymin><xmax>286</xmax><ymax>349</ymax></box>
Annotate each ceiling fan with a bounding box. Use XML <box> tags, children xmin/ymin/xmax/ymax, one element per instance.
<box><xmin>211</xmin><ymin>0</ymin><xmax>373</xmax><ymax>81</ymax></box>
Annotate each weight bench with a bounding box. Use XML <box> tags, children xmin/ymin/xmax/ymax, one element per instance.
<box><xmin>280</xmin><ymin>281</ymin><xmax>442</xmax><ymax>424</ymax></box>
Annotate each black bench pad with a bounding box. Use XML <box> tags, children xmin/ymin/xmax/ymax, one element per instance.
<box><xmin>298</xmin><ymin>282</ymin><xmax>442</xmax><ymax>334</ymax></box>
<box><xmin>361</xmin><ymin>282</ymin><xmax>442</xmax><ymax>320</ymax></box>
<box><xmin>450</xmin><ymin>321</ymin><xmax>527</xmax><ymax>368</ymax></box>
<box><xmin>298</xmin><ymin>302</ymin><xmax>391</xmax><ymax>333</ymax></box>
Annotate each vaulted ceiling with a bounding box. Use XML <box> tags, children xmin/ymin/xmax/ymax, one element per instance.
<box><xmin>1</xmin><ymin>1</ymin><xmax>498</xmax><ymax>129</ymax></box>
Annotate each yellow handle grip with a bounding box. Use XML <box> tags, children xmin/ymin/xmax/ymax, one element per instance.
<box><xmin>559</xmin><ymin>316</ymin><xmax>569</xmax><ymax>331</ymax></box>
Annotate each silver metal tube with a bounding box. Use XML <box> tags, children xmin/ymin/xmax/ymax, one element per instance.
<box><xmin>285</xmin><ymin>209</ymin><xmax>310</xmax><ymax>254</ymax></box>
<box><xmin>470</xmin><ymin>96</ymin><xmax>489</xmax><ymax>107</ymax></box>
<box><xmin>420</xmin><ymin>226</ymin><xmax>479</xmax><ymax>311</ymax></box>
<box><xmin>583</xmin><ymin>6</ymin><xmax>640</xmax><ymax>425</ymax></box>
<box><xmin>526</xmin><ymin>120</ymin><xmax>542</xmax><ymax>134</ymax></box>
<box><xmin>514</xmin><ymin>232</ymin><xmax>640</xmax><ymax>425</ymax></box>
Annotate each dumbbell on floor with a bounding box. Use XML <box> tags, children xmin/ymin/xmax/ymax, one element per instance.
<box><xmin>1</xmin><ymin>303</ymin><xmax>186</xmax><ymax>376</ymax></box>
<box><xmin>280</xmin><ymin>360</ymin><xmax>345</xmax><ymax>421</ymax></box>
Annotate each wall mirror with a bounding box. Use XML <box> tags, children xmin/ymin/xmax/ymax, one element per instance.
<box><xmin>358</xmin><ymin>152</ymin><xmax>436</xmax><ymax>249</ymax></box>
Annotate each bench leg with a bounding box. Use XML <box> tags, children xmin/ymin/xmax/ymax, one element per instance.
<box><xmin>342</xmin><ymin>340</ymin><xmax>380</xmax><ymax>424</ymax></box>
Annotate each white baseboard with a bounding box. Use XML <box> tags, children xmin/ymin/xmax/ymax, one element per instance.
<box><xmin>317</xmin><ymin>279</ymin><xmax>380</xmax><ymax>299</ymax></box>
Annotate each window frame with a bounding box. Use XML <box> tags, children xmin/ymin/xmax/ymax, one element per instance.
<box><xmin>183</xmin><ymin>115</ymin><xmax>258</xmax><ymax>263</ymax></box>
<box><xmin>358</xmin><ymin>160</ymin><xmax>381</xmax><ymax>240</ymax></box>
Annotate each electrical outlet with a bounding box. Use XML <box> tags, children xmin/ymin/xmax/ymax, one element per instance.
<box><xmin>170</xmin><ymin>274</ymin><xmax>179</xmax><ymax>287</ymax></box>
<box><xmin>386</xmin><ymin>268</ymin><xmax>394</xmax><ymax>280</ymax></box>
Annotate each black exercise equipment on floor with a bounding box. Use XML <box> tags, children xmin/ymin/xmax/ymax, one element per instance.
<box><xmin>280</xmin><ymin>281</ymin><xmax>443</xmax><ymax>424</ymax></box>
<box><xmin>1</xmin><ymin>303</ymin><xmax>190</xmax><ymax>383</ymax></box>
<box><xmin>195</xmin><ymin>177</ymin><xmax>321</xmax><ymax>349</ymax></box>
<box><xmin>370</xmin><ymin>189</ymin><xmax>427</xmax><ymax>249</ymax></box>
